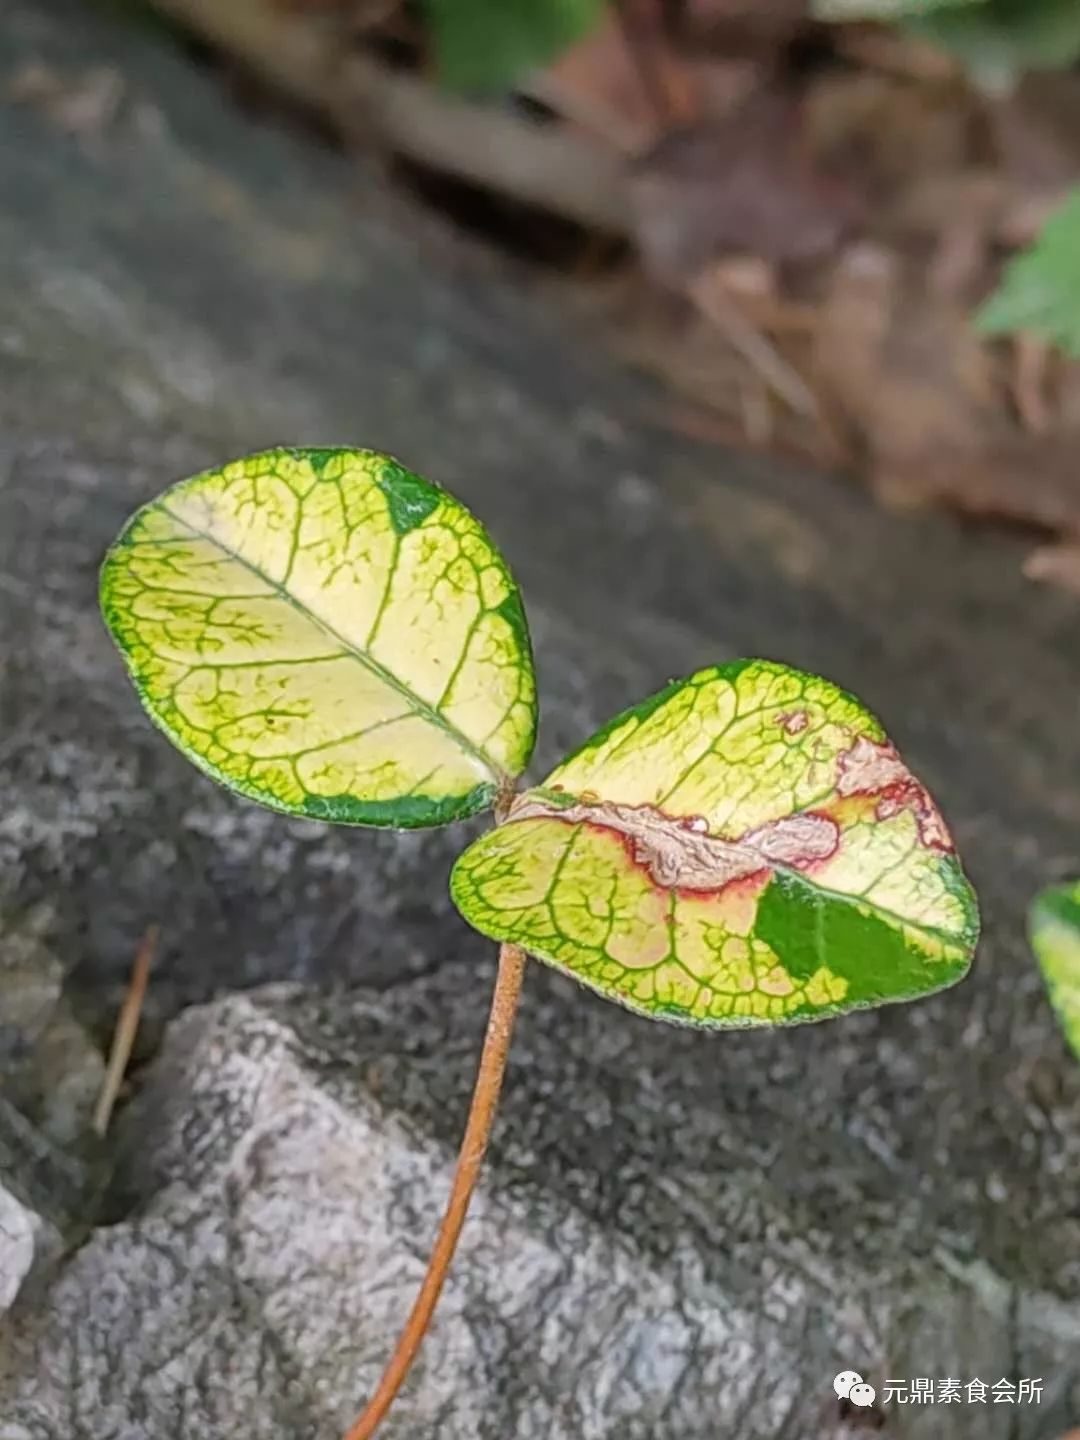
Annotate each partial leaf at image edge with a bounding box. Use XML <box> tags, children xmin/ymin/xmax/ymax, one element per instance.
<box><xmin>975</xmin><ymin>187</ymin><xmax>1080</xmax><ymax>358</ymax></box>
<box><xmin>816</xmin><ymin>0</ymin><xmax>1080</xmax><ymax>89</ymax></box>
<box><xmin>811</xmin><ymin>0</ymin><xmax>980</xmax><ymax>22</ymax></box>
<box><xmin>909</xmin><ymin>0</ymin><xmax>1080</xmax><ymax>89</ymax></box>
<box><xmin>451</xmin><ymin>660</ymin><xmax>979</xmax><ymax>1027</ymax></box>
<box><xmin>100</xmin><ymin>448</ymin><xmax>537</xmax><ymax>828</ymax></box>
<box><xmin>1029</xmin><ymin>879</ymin><xmax>1080</xmax><ymax>1060</ymax></box>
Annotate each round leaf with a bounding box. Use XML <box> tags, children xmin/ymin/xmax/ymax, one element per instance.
<box><xmin>101</xmin><ymin>448</ymin><xmax>536</xmax><ymax>827</ymax></box>
<box><xmin>451</xmin><ymin>660</ymin><xmax>978</xmax><ymax>1026</ymax></box>
<box><xmin>1029</xmin><ymin>880</ymin><xmax>1080</xmax><ymax>1060</ymax></box>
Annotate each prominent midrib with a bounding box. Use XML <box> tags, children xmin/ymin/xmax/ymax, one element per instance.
<box><xmin>511</xmin><ymin>791</ymin><xmax>965</xmax><ymax>948</ymax></box>
<box><xmin>157</xmin><ymin>503</ymin><xmax>503</xmax><ymax>783</ymax></box>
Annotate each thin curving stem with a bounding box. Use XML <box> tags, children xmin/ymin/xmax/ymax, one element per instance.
<box><xmin>341</xmin><ymin>940</ymin><xmax>527</xmax><ymax>1440</ymax></box>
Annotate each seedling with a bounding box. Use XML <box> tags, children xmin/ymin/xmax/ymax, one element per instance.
<box><xmin>1030</xmin><ymin>879</ymin><xmax>1080</xmax><ymax>1059</ymax></box>
<box><xmin>101</xmin><ymin>447</ymin><xmax>980</xmax><ymax>1439</ymax></box>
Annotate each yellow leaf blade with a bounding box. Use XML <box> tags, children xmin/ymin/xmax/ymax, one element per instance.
<box><xmin>100</xmin><ymin>448</ymin><xmax>536</xmax><ymax>827</ymax></box>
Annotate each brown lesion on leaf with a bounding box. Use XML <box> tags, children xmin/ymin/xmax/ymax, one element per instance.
<box><xmin>775</xmin><ymin>709</ymin><xmax>809</xmax><ymax>735</ymax></box>
<box><xmin>507</xmin><ymin>791</ymin><xmax>838</xmax><ymax>891</ymax></box>
<box><xmin>837</xmin><ymin>734</ymin><xmax>953</xmax><ymax>851</ymax></box>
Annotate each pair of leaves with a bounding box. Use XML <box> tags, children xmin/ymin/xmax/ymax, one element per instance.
<box><xmin>101</xmin><ymin>448</ymin><xmax>979</xmax><ymax>1028</ymax></box>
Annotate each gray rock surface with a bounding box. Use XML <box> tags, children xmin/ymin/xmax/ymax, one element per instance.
<box><xmin>0</xmin><ymin>907</ymin><xmax>62</xmax><ymax>1068</ymax></box>
<box><xmin>0</xmin><ymin>904</ymin><xmax>104</xmax><ymax>1149</ymax></box>
<box><xmin>1</xmin><ymin>0</ymin><xmax>1080</xmax><ymax>1435</ymax></box>
<box><xmin>0</xmin><ymin>1181</ymin><xmax>59</xmax><ymax>1317</ymax></box>
<box><xmin>0</xmin><ymin>1184</ymin><xmax>37</xmax><ymax>1315</ymax></box>
<box><xmin>0</xmin><ymin>979</ymin><xmax>1072</xmax><ymax>1440</ymax></box>
<box><xmin>0</xmin><ymin>899</ymin><xmax>104</xmax><ymax>1269</ymax></box>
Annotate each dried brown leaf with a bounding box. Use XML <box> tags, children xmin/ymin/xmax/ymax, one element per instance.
<box><xmin>630</xmin><ymin>87</ymin><xmax>857</xmax><ymax>282</ymax></box>
<box><xmin>815</xmin><ymin>244</ymin><xmax>1080</xmax><ymax>538</ymax></box>
<box><xmin>527</xmin><ymin>7</ymin><xmax>697</xmax><ymax>153</ymax></box>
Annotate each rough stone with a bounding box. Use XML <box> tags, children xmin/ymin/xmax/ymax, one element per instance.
<box><xmin>0</xmin><ymin>980</ymin><xmax>1073</xmax><ymax>1440</ymax></box>
<box><xmin>0</xmin><ymin>1174</ymin><xmax>63</xmax><ymax>1320</ymax></box>
<box><xmin>0</xmin><ymin>903</ymin><xmax>105</xmax><ymax>1149</ymax></box>
<box><xmin>15</xmin><ymin>999</ymin><xmax>105</xmax><ymax>1148</ymax></box>
<box><xmin>0</xmin><ymin>906</ymin><xmax>63</xmax><ymax>1068</ymax></box>
<box><xmin>0</xmin><ymin>900</ymin><xmax>104</xmax><ymax>1241</ymax></box>
<box><xmin>1</xmin><ymin>0</ymin><xmax>1080</xmax><ymax>1435</ymax></box>
<box><xmin>0</xmin><ymin>1184</ymin><xmax>46</xmax><ymax>1315</ymax></box>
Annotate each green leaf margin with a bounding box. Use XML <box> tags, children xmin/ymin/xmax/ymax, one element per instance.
<box><xmin>99</xmin><ymin>446</ymin><xmax>537</xmax><ymax>831</ymax></box>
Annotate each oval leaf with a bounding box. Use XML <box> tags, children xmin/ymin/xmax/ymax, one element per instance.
<box><xmin>101</xmin><ymin>448</ymin><xmax>536</xmax><ymax>827</ymax></box>
<box><xmin>1030</xmin><ymin>880</ymin><xmax>1080</xmax><ymax>1060</ymax></box>
<box><xmin>451</xmin><ymin>660</ymin><xmax>978</xmax><ymax>1026</ymax></box>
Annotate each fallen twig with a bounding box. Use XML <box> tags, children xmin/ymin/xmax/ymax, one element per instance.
<box><xmin>149</xmin><ymin>0</ymin><xmax>631</xmax><ymax>233</ymax></box>
<box><xmin>686</xmin><ymin>271</ymin><xmax>821</xmax><ymax>424</ymax></box>
<box><xmin>1014</xmin><ymin>333</ymin><xmax>1054</xmax><ymax>435</ymax></box>
<box><xmin>92</xmin><ymin>925</ymin><xmax>157</xmax><ymax>1137</ymax></box>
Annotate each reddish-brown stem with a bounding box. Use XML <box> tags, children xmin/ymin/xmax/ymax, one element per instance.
<box><xmin>341</xmin><ymin>940</ymin><xmax>527</xmax><ymax>1440</ymax></box>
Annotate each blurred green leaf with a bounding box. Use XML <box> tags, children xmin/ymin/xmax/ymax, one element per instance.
<box><xmin>975</xmin><ymin>187</ymin><xmax>1080</xmax><ymax>357</ymax></box>
<box><xmin>813</xmin><ymin>0</ymin><xmax>1080</xmax><ymax>90</ymax></box>
<box><xmin>910</xmin><ymin>0</ymin><xmax>1080</xmax><ymax>89</ymax></box>
<box><xmin>425</xmin><ymin>0</ymin><xmax>606</xmax><ymax>92</ymax></box>
<box><xmin>812</xmin><ymin>0</ymin><xmax>978</xmax><ymax>21</ymax></box>
<box><xmin>1029</xmin><ymin>880</ymin><xmax>1080</xmax><ymax>1061</ymax></box>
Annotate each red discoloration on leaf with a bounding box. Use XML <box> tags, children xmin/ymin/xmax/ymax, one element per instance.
<box><xmin>508</xmin><ymin>792</ymin><xmax>839</xmax><ymax>892</ymax></box>
<box><xmin>775</xmin><ymin>709</ymin><xmax>809</xmax><ymax>735</ymax></box>
<box><xmin>837</xmin><ymin>735</ymin><xmax>953</xmax><ymax>852</ymax></box>
<box><xmin>678</xmin><ymin>867</ymin><xmax>772</xmax><ymax>931</ymax></box>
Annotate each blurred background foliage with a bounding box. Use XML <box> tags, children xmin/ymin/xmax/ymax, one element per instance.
<box><xmin>426</xmin><ymin>0</ymin><xmax>607</xmax><ymax>91</ymax></box>
<box><xmin>58</xmin><ymin>0</ymin><xmax>1080</xmax><ymax>590</ymax></box>
<box><xmin>425</xmin><ymin>0</ymin><xmax>1080</xmax><ymax>361</ymax></box>
<box><xmin>815</xmin><ymin>0</ymin><xmax>1080</xmax><ymax>91</ymax></box>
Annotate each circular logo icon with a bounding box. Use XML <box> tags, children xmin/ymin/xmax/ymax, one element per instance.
<box><xmin>833</xmin><ymin>1371</ymin><xmax>876</xmax><ymax>1407</ymax></box>
<box><xmin>833</xmin><ymin>1371</ymin><xmax>862</xmax><ymax>1400</ymax></box>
